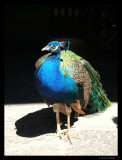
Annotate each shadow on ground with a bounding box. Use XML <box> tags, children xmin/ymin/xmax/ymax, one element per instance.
<box><xmin>112</xmin><ymin>117</ymin><xmax>118</xmax><ymax>125</ymax></box>
<box><xmin>15</xmin><ymin>107</ymin><xmax>78</xmax><ymax>137</ymax></box>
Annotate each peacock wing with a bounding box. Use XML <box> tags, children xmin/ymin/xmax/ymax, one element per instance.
<box><xmin>60</xmin><ymin>50</ymin><xmax>91</xmax><ymax>109</ymax></box>
<box><xmin>34</xmin><ymin>53</ymin><xmax>52</xmax><ymax>77</ymax></box>
<box><xmin>35</xmin><ymin>53</ymin><xmax>52</xmax><ymax>70</ymax></box>
<box><xmin>60</xmin><ymin>50</ymin><xmax>111</xmax><ymax>113</ymax></box>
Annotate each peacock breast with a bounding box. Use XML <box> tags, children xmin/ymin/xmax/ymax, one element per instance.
<box><xmin>35</xmin><ymin>55</ymin><xmax>66</xmax><ymax>98</ymax></box>
<box><xmin>35</xmin><ymin>54</ymin><xmax>79</xmax><ymax>100</ymax></box>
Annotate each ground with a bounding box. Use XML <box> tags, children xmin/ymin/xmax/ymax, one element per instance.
<box><xmin>5</xmin><ymin>102</ymin><xmax>117</xmax><ymax>156</ymax></box>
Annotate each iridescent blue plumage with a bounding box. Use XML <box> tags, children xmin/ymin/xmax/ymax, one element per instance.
<box><xmin>34</xmin><ymin>41</ymin><xmax>78</xmax><ymax>106</ymax></box>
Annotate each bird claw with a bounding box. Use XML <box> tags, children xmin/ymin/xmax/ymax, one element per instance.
<box><xmin>66</xmin><ymin>131</ymin><xmax>81</xmax><ymax>144</ymax></box>
<box><xmin>46</xmin><ymin>131</ymin><xmax>80</xmax><ymax>144</ymax></box>
<box><xmin>67</xmin><ymin>132</ymin><xmax>73</xmax><ymax>144</ymax></box>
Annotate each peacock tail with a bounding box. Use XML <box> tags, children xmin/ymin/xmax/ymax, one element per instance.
<box><xmin>35</xmin><ymin>50</ymin><xmax>111</xmax><ymax>113</ymax></box>
<box><xmin>81</xmin><ymin>58</ymin><xmax>111</xmax><ymax>113</ymax></box>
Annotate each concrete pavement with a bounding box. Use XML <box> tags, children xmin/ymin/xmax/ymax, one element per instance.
<box><xmin>4</xmin><ymin>102</ymin><xmax>118</xmax><ymax>156</ymax></box>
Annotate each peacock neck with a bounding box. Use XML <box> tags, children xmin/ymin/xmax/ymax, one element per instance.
<box><xmin>39</xmin><ymin>52</ymin><xmax>61</xmax><ymax>79</ymax></box>
<box><xmin>47</xmin><ymin>52</ymin><xmax>61</xmax><ymax>69</ymax></box>
<box><xmin>50</xmin><ymin>52</ymin><xmax>60</xmax><ymax>60</ymax></box>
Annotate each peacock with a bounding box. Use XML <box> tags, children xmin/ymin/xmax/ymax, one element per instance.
<box><xmin>34</xmin><ymin>40</ymin><xmax>111</xmax><ymax>143</ymax></box>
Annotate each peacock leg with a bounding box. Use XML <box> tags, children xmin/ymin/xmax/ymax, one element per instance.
<box><xmin>53</xmin><ymin>104</ymin><xmax>62</xmax><ymax>134</ymax></box>
<box><xmin>46</xmin><ymin>104</ymin><xmax>62</xmax><ymax>139</ymax></box>
<box><xmin>65</xmin><ymin>105</ymin><xmax>72</xmax><ymax>144</ymax></box>
<box><xmin>65</xmin><ymin>105</ymin><xmax>81</xmax><ymax>144</ymax></box>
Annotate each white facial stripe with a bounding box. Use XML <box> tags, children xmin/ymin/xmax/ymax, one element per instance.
<box><xmin>55</xmin><ymin>45</ymin><xmax>59</xmax><ymax>50</ymax></box>
<box><xmin>50</xmin><ymin>45</ymin><xmax>53</xmax><ymax>48</ymax></box>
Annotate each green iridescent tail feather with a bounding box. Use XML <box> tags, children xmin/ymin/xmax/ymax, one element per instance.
<box><xmin>80</xmin><ymin>57</ymin><xmax>111</xmax><ymax>113</ymax></box>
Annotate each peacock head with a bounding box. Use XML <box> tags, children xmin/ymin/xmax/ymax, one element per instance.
<box><xmin>41</xmin><ymin>40</ymin><xmax>70</xmax><ymax>53</ymax></box>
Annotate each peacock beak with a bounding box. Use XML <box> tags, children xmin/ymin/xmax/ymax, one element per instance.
<box><xmin>41</xmin><ymin>45</ymin><xmax>50</xmax><ymax>51</ymax></box>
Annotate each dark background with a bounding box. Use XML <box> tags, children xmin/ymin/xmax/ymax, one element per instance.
<box><xmin>4</xmin><ymin>4</ymin><xmax>118</xmax><ymax>104</ymax></box>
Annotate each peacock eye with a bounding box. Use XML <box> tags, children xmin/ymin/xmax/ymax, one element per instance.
<box><xmin>50</xmin><ymin>45</ymin><xmax>58</xmax><ymax>49</ymax></box>
<box><xmin>52</xmin><ymin>45</ymin><xmax>56</xmax><ymax>49</ymax></box>
<box><xmin>49</xmin><ymin>44</ymin><xmax>59</xmax><ymax>51</ymax></box>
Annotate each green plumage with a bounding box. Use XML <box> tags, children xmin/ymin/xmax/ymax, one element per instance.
<box><xmin>79</xmin><ymin>56</ymin><xmax>111</xmax><ymax>113</ymax></box>
<box><xmin>35</xmin><ymin>50</ymin><xmax>111</xmax><ymax>113</ymax></box>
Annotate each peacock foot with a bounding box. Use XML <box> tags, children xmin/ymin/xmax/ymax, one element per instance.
<box><xmin>46</xmin><ymin>122</ymin><xmax>63</xmax><ymax>140</ymax></box>
<box><xmin>63</xmin><ymin>130</ymin><xmax>80</xmax><ymax>144</ymax></box>
<box><xmin>46</xmin><ymin>131</ymin><xmax>64</xmax><ymax>141</ymax></box>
